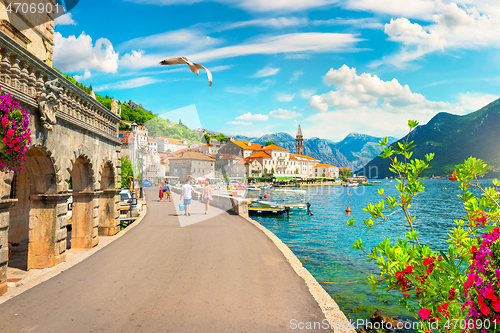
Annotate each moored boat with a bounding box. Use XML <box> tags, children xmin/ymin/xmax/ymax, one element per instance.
<box><xmin>247</xmin><ymin>185</ymin><xmax>260</xmax><ymax>191</ymax></box>
<box><xmin>248</xmin><ymin>206</ymin><xmax>288</xmax><ymax>216</ymax></box>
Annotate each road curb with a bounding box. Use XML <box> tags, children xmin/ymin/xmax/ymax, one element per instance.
<box><xmin>240</xmin><ymin>214</ymin><xmax>355</xmax><ymax>333</ymax></box>
<box><xmin>0</xmin><ymin>199</ymin><xmax>148</xmax><ymax>305</ymax></box>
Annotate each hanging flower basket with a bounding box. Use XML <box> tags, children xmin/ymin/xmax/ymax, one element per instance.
<box><xmin>0</xmin><ymin>89</ymin><xmax>31</xmax><ymax>174</ymax></box>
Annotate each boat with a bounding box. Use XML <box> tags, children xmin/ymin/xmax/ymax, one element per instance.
<box><xmin>343</xmin><ymin>183</ymin><xmax>359</xmax><ymax>187</ymax></box>
<box><xmin>247</xmin><ymin>185</ymin><xmax>260</xmax><ymax>191</ymax></box>
<box><xmin>260</xmin><ymin>185</ymin><xmax>272</xmax><ymax>190</ymax></box>
<box><xmin>248</xmin><ymin>206</ymin><xmax>288</xmax><ymax>216</ymax></box>
<box><xmin>275</xmin><ymin>189</ymin><xmax>307</xmax><ymax>194</ymax></box>
<box><xmin>253</xmin><ymin>200</ymin><xmax>311</xmax><ymax>212</ymax></box>
<box><xmin>372</xmin><ymin>181</ymin><xmax>382</xmax><ymax>184</ymax></box>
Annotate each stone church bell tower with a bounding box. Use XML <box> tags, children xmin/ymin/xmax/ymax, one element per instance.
<box><xmin>296</xmin><ymin>125</ymin><xmax>304</xmax><ymax>155</ymax></box>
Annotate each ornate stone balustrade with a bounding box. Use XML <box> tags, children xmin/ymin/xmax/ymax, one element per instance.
<box><xmin>0</xmin><ymin>30</ymin><xmax>120</xmax><ymax>143</ymax></box>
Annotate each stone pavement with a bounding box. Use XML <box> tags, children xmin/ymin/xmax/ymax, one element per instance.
<box><xmin>0</xmin><ymin>187</ymin><xmax>338</xmax><ymax>332</ymax></box>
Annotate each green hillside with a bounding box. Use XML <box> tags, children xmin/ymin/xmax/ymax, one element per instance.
<box><xmin>358</xmin><ymin>98</ymin><xmax>500</xmax><ymax>178</ymax></box>
<box><xmin>56</xmin><ymin>70</ymin><xmax>200</xmax><ymax>143</ymax></box>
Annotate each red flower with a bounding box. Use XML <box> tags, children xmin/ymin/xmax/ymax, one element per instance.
<box><xmin>442</xmin><ymin>303</ymin><xmax>449</xmax><ymax>310</ymax></box>
<box><xmin>448</xmin><ymin>171</ymin><xmax>458</xmax><ymax>181</ymax></box>
<box><xmin>6</xmin><ymin>128</ymin><xmax>14</xmax><ymax>137</ymax></box>
<box><xmin>423</xmin><ymin>258</ymin><xmax>430</xmax><ymax>266</ymax></box>
<box><xmin>437</xmin><ymin>306</ymin><xmax>442</xmax><ymax>312</ymax></box>
<box><xmin>437</xmin><ymin>256</ymin><xmax>442</xmax><ymax>262</ymax></box>
<box><xmin>419</xmin><ymin>308</ymin><xmax>431</xmax><ymax>320</ymax></box>
<box><xmin>404</xmin><ymin>266</ymin><xmax>413</xmax><ymax>274</ymax></box>
<box><xmin>471</xmin><ymin>246</ymin><xmax>477</xmax><ymax>255</ymax></box>
<box><xmin>1</xmin><ymin>118</ymin><xmax>9</xmax><ymax>126</ymax></box>
<box><xmin>403</xmin><ymin>293</ymin><xmax>410</xmax><ymax>297</ymax></box>
<box><xmin>481</xmin><ymin>305</ymin><xmax>491</xmax><ymax>316</ymax></box>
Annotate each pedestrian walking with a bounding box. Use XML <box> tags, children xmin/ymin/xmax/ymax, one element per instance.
<box><xmin>158</xmin><ymin>183</ymin><xmax>164</xmax><ymax>201</ymax></box>
<box><xmin>164</xmin><ymin>181</ymin><xmax>171</xmax><ymax>202</ymax></box>
<box><xmin>180</xmin><ymin>180</ymin><xmax>194</xmax><ymax>216</ymax></box>
<box><xmin>202</xmin><ymin>182</ymin><xmax>212</xmax><ymax>215</ymax></box>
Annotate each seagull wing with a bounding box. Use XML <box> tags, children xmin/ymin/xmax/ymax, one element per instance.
<box><xmin>193</xmin><ymin>62</ymin><xmax>213</xmax><ymax>88</ymax></box>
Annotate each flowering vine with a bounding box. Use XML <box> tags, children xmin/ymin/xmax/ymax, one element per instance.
<box><xmin>0</xmin><ymin>89</ymin><xmax>31</xmax><ymax>174</ymax></box>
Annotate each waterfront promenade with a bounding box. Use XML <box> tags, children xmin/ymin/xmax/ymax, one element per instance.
<box><xmin>0</xmin><ymin>187</ymin><xmax>334</xmax><ymax>332</ymax></box>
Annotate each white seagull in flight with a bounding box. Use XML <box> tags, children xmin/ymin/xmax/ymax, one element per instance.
<box><xmin>159</xmin><ymin>57</ymin><xmax>213</xmax><ymax>88</ymax></box>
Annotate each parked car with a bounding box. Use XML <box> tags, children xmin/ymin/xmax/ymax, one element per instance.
<box><xmin>119</xmin><ymin>190</ymin><xmax>132</xmax><ymax>210</ymax></box>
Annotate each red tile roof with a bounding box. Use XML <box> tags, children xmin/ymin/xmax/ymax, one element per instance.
<box><xmin>169</xmin><ymin>151</ymin><xmax>213</xmax><ymax>161</ymax></box>
<box><xmin>313</xmin><ymin>163</ymin><xmax>335</xmax><ymax>168</ymax></box>
<box><xmin>261</xmin><ymin>144</ymin><xmax>289</xmax><ymax>152</ymax></box>
<box><xmin>247</xmin><ymin>151</ymin><xmax>272</xmax><ymax>159</ymax></box>
<box><xmin>338</xmin><ymin>167</ymin><xmax>351</xmax><ymax>171</ymax></box>
<box><xmin>232</xmin><ymin>140</ymin><xmax>263</xmax><ymax>151</ymax></box>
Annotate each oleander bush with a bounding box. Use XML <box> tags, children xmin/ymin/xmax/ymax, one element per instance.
<box><xmin>0</xmin><ymin>89</ymin><xmax>31</xmax><ymax>174</ymax></box>
<box><xmin>348</xmin><ymin>120</ymin><xmax>500</xmax><ymax>332</ymax></box>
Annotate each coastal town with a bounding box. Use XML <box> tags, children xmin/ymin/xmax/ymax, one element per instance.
<box><xmin>119</xmin><ymin>122</ymin><xmax>354</xmax><ymax>184</ymax></box>
<box><xmin>1</xmin><ymin>1</ymin><xmax>500</xmax><ymax>333</ymax></box>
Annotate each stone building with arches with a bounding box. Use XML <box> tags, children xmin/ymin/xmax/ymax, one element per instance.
<box><xmin>0</xmin><ymin>8</ymin><xmax>121</xmax><ymax>296</ymax></box>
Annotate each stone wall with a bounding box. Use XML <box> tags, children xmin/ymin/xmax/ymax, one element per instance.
<box><xmin>0</xmin><ymin>28</ymin><xmax>122</xmax><ymax>295</ymax></box>
<box><xmin>0</xmin><ymin>0</ymin><xmax>55</xmax><ymax>65</ymax></box>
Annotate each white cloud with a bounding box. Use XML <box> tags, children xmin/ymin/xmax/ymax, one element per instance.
<box><xmin>269</xmin><ymin>108</ymin><xmax>303</xmax><ymax>119</ymax></box>
<box><xmin>253</xmin><ymin>66</ymin><xmax>280</xmax><ymax>78</ymax></box>
<box><xmin>211</xmin><ymin>65</ymin><xmax>232</xmax><ymax>72</ymax></box>
<box><xmin>308</xmin><ymin>64</ymin><xmax>462</xmax><ymax>115</ymax></box>
<box><xmin>188</xmin><ymin>32</ymin><xmax>360</xmax><ymax>62</ymax></box>
<box><xmin>54</xmin><ymin>13</ymin><xmax>76</xmax><ymax>26</ymax></box>
<box><xmin>300</xmin><ymin>89</ymin><xmax>316</xmax><ymax>99</ymax></box>
<box><xmin>227</xmin><ymin>120</ymin><xmax>252</xmax><ymax>125</ymax></box>
<box><xmin>53</xmin><ymin>32</ymin><xmax>119</xmax><ymax>73</ymax></box>
<box><xmin>74</xmin><ymin>70</ymin><xmax>91</xmax><ymax>81</ymax></box>
<box><xmin>227</xmin><ymin>17</ymin><xmax>308</xmax><ymax>29</ymax></box>
<box><xmin>345</xmin><ymin>0</ymin><xmax>435</xmax><ymax>20</ymax></box>
<box><xmin>120</xmin><ymin>28</ymin><xmax>220</xmax><ymax>52</ymax></box>
<box><xmin>126</xmin><ymin>0</ymin><xmax>338</xmax><ymax>13</ymax></box>
<box><xmin>289</xmin><ymin>70</ymin><xmax>303</xmax><ymax>83</ymax></box>
<box><xmin>457</xmin><ymin>92</ymin><xmax>499</xmax><ymax>111</ymax></box>
<box><xmin>276</xmin><ymin>92</ymin><xmax>295</xmax><ymax>102</ymax></box>
<box><xmin>381</xmin><ymin>2</ymin><xmax>500</xmax><ymax>67</ymax></box>
<box><xmin>236</xmin><ymin>112</ymin><xmax>269</xmax><ymax>121</ymax></box>
<box><xmin>311</xmin><ymin>17</ymin><xmax>383</xmax><ymax>29</ymax></box>
<box><xmin>95</xmin><ymin>77</ymin><xmax>163</xmax><ymax>92</ymax></box>
<box><xmin>305</xmin><ymin>64</ymin><xmax>500</xmax><ymax>140</ymax></box>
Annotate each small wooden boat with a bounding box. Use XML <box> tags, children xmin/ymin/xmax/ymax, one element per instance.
<box><xmin>372</xmin><ymin>181</ymin><xmax>382</xmax><ymax>184</ymax></box>
<box><xmin>253</xmin><ymin>200</ymin><xmax>310</xmax><ymax>212</ymax></box>
<box><xmin>248</xmin><ymin>206</ymin><xmax>288</xmax><ymax>216</ymax></box>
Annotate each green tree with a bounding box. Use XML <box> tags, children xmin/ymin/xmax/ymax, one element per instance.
<box><xmin>265</xmin><ymin>142</ymin><xmax>276</xmax><ymax>146</ymax></box>
<box><xmin>120</xmin><ymin>156</ymin><xmax>132</xmax><ymax>188</ymax></box>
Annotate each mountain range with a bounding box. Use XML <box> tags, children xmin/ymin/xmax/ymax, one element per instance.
<box><xmin>359</xmin><ymin>98</ymin><xmax>500</xmax><ymax>179</ymax></box>
<box><xmin>234</xmin><ymin>132</ymin><xmax>397</xmax><ymax>171</ymax></box>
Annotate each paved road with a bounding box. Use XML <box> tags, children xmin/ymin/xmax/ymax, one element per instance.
<box><xmin>0</xmin><ymin>187</ymin><xmax>329</xmax><ymax>332</ymax></box>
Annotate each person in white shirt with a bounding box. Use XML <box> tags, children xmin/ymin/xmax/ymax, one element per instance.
<box><xmin>181</xmin><ymin>180</ymin><xmax>195</xmax><ymax>216</ymax></box>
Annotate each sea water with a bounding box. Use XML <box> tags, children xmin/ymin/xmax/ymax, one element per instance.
<box><xmin>249</xmin><ymin>179</ymin><xmax>496</xmax><ymax>321</ymax></box>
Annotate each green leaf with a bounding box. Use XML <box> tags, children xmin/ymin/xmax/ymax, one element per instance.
<box><xmin>408</xmin><ymin>119</ymin><xmax>419</xmax><ymax>128</ymax></box>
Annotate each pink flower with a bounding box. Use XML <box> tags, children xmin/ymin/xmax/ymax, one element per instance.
<box><xmin>419</xmin><ymin>308</ymin><xmax>431</xmax><ymax>320</ymax></box>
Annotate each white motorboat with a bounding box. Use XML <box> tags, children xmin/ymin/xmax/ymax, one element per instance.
<box><xmin>275</xmin><ymin>189</ymin><xmax>307</xmax><ymax>194</ymax></box>
<box><xmin>247</xmin><ymin>185</ymin><xmax>260</xmax><ymax>191</ymax></box>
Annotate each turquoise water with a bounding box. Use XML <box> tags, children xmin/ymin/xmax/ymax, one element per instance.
<box><xmin>248</xmin><ymin>179</ymin><xmax>496</xmax><ymax>321</ymax></box>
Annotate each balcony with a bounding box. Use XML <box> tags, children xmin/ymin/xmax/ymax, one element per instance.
<box><xmin>0</xmin><ymin>31</ymin><xmax>120</xmax><ymax>143</ymax></box>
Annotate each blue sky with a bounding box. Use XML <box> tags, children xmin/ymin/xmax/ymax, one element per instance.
<box><xmin>53</xmin><ymin>0</ymin><xmax>500</xmax><ymax>141</ymax></box>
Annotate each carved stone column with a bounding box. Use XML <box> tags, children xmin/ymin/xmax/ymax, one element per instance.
<box><xmin>0</xmin><ymin>199</ymin><xmax>17</xmax><ymax>296</ymax></box>
<box><xmin>28</xmin><ymin>194</ymin><xmax>69</xmax><ymax>269</ymax></box>
<box><xmin>98</xmin><ymin>189</ymin><xmax>120</xmax><ymax>236</ymax></box>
